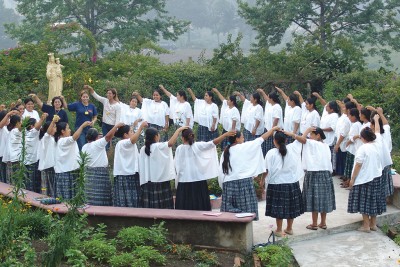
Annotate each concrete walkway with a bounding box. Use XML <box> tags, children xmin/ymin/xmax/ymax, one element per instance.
<box><xmin>252</xmin><ymin>176</ymin><xmax>400</xmax><ymax>266</ymax></box>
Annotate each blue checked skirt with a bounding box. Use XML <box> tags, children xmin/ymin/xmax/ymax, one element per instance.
<box><xmin>24</xmin><ymin>161</ymin><xmax>41</xmax><ymax>193</ymax></box>
<box><xmin>141</xmin><ymin>180</ymin><xmax>174</xmax><ymax>209</ymax></box>
<box><xmin>265</xmin><ymin>181</ymin><xmax>304</xmax><ymax>219</ymax></box>
<box><xmin>335</xmin><ymin>148</ymin><xmax>347</xmax><ymax>176</ymax></box>
<box><xmin>148</xmin><ymin>123</ymin><xmax>168</xmax><ymax>142</ymax></box>
<box><xmin>302</xmin><ymin>171</ymin><xmax>336</xmax><ymax>213</ymax></box>
<box><xmin>343</xmin><ymin>152</ymin><xmax>355</xmax><ymax>179</ymax></box>
<box><xmin>243</xmin><ymin>129</ymin><xmax>260</xmax><ymax>142</ymax></box>
<box><xmin>262</xmin><ymin>134</ymin><xmax>274</xmax><ymax>157</ymax></box>
<box><xmin>348</xmin><ymin>176</ymin><xmax>385</xmax><ymax>216</ymax></box>
<box><xmin>382</xmin><ymin>165</ymin><xmax>394</xmax><ymax>197</ymax></box>
<box><xmin>85</xmin><ymin>167</ymin><xmax>112</xmax><ymax>206</ymax></box>
<box><xmin>0</xmin><ymin>158</ymin><xmax>6</xmax><ymax>183</ymax></box>
<box><xmin>55</xmin><ymin>170</ymin><xmax>79</xmax><ymax>201</ymax></box>
<box><xmin>41</xmin><ymin>167</ymin><xmax>56</xmax><ymax>198</ymax></box>
<box><xmin>175</xmin><ymin>180</ymin><xmax>211</xmax><ymax>211</ymax></box>
<box><xmin>197</xmin><ymin>125</ymin><xmax>219</xmax><ymax>142</ymax></box>
<box><xmin>113</xmin><ymin>173</ymin><xmax>142</xmax><ymax>207</ymax></box>
<box><xmin>221</xmin><ymin>177</ymin><xmax>259</xmax><ymax>220</ymax></box>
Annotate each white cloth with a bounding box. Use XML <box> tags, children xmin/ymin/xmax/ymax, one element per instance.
<box><xmin>353</xmin><ymin>141</ymin><xmax>382</xmax><ymax>185</ymax></box>
<box><xmin>82</xmin><ymin>137</ymin><xmax>109</xmax><ymax>168</ymax></box>
<box><xmin>8</xmin><ymin>128</ymin><xmax>22</xmax><ymax>163</ymax></box>
<box><xmin>335</xmin><ymin>114</ymin><xmax>351</xmax><ymax>151</ymax></box>
<box><xmin>302</xmin><ymin>139</ymin><xmax>332</xmax><ymax>172</ymax></box>
<box><xmin>360</xmin><ymin>122</ymin><xmax>371</xmax><ymax>132</ymax></box>
<box><xmin>264</xmin><ymin>103</ymin><xmax>283</xmax><ymax>130</ymax></box>
<box><xmin>0</xmin><ymin>127</ymin><xmax>8</xmax><ymax>158</ymax></box>
<box><xmin>220</xmin><ymin>100</ymin><xmax>240</xmax><ymax>131</ymax></box>
<box><xmin>382</xmin><ymin>125</ymin><xmax>392</xmax><ymax>153</ymax></box>
<box><xmin>265</xmin><ymin>141</ymin><xmax>304</xmax><ymax>184</ymax></box>
<box><xmin>92</xmin><ymin>92</ymin><xmax>121</xmax><ymax>125</ymax></box>
<box><xmin>300</xmin><ymin>103</ymin><xmax>320</xmax><ymax>133</ymax></box>
<box><xmin>113</xmin><ymin>139</ymin><xmax>139</xmax><ymax>176</ymax></box>
<box><xmin>141</xmin><ymin>98</ymin><xmax>170</xmax><ymax>127</ymax></box>
<box><xmin>119</xmin><ymin>103</ymin><xmax>143</xmax><ymax>131</ymax></box>
<box><xmin>25</xmin><ymin>128</ymin><xmax>40</xmax><ymax>164</ymax></box>
<box><xmin>241</xmin><ymin>100</ymin><xmax>264</xmax><ymax>135</ymax></box>
<box><xmin>283</xmin><ymin>101</ymin><xmax>302</xmax><ymax>133</ymax></box>
<box><xmin>375</xmin><ymin>133</ymin><xmax>392</xmax><ymax>167</ymax></box>
<box><xmin>194</xmin><ymin>99</ymin><xmax>219</xmax><ymax>130</ymax></box>
<box><xmin>139</xmin><ymin>142</ymin><xmax>175</xmax><ymax>185</ymax></box>
<box><xmin>38</xmin><ymin>134</ymin><xmax>56</xmax><ymax>171</ymax></box>
<box><xmin>320</xmin><ymin>112</ymin><xmax>339</xmax><ymax>146</ymax></box>
<box><xmin>218</xmin><ymin>137</ymin><xmax>265</xmax><ymax>187</ymax></box>
<box><xmin>22</xmin><ymin>110</ymin><xmax>40</xmax><ymax>121</ymax></box>
<box><xmin>169</xmin><ymin>95</ymin><xmax>194</xmax><ymax>128</ymax></box>
<box><xmin>346</xmin><ymin>121</ymin><xmax>363</xmax><ymax>155</ymax></box>
<box><xmin>175</xmin><ymin>141</ymin><xmax>219</xmax><ymax>183</ymax></box>
<box><xmin>54</xmin><ymin>136</ymin><xmax>80</xmax><ymax>173</ymax></box>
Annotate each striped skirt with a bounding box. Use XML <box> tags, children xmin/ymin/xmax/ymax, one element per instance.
<box><xmin>113</xmin><ymin>173</ymin><xmax>141</xmax><ymax>207</ymax></box>
<box><xmin>197</xmin><ymin>125</ymin><xmax>218</xmax><ymax>142</ymax></box>
<box><xmin>175</xmin><ymin>180</ymin><xmax>211</xmax><ymax>211</ymax></box>
<box><xmin>41</xmin><ymin>167</ymin><xmax>56</xmax><ymax>198</ymax></box>
<box><xmin>243</xmin><ymin>129</ymin><xmax>260</xmax><ymax>142</ymax></box>
<box><xmin>335</xmin><ymin>148</ymin><xmax>347</xmax><ymax>176</ymax></box>
<box><xmin>382</xmin><ymin>165</ymin><xmax>394</xmax><ymax>197</ymax></box>
<box><xmin>221</xmin><ymin>177</ymin><xmax>259</xmax><ymax>220</ymax></box>
<box><xmin>331</xmin><ymin>138</ymin><xmax>337</xmax><ymax>172</ymax></box>
<box><xmin>343</xmin><ymin>152</ymin><xmax>355</xmax><ymax>179</ymax></box>
<box><xmin>348</xmin><ymin>176</ymin><xmax>385</xmax><ymax>216</ymax></box>
<box><xmin>85</xmin><ymin>167</ymin><xmax>112</xmax><ymax>206</ymax></box>
<box><xmin>220</xmin><ymin>129</ymin><xmax>229</xmax><ymax>151</ymax></box>
<box><xmin>265</xmin><ymin>181</ymin><xmax>304</xmax><ymax>219</ymax></box>
<box><xmin>24</xmin><ymin>161</ymin><xmax>41</xmax><ymax>193</ymax></box>
<box><xmin>141</xmin><ymin>181</ymin><xmax>174</xmax><ymax>209</ymax></box>
<box><xmin>55</xmin><ymin>170</ymin><xmax>79</xmax><ymax>201</ymax></box>
<box><xmin>148</xmin><ymin>123</ymin><xmax>168</xmax><ymax>142</ymax></box>
<box><xmin>302</xmin><ymin>171</ymin><xmax>336</xmax><ymax>213</ymax></box>
<box><xmin>262</xmin><ymin>134</ymin><xmax>274</xmax><ymax>157</ymax></box>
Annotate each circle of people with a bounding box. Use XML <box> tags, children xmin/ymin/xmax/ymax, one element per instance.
<box><xmin>0</xmin><ymin>84</ymin><xmax>392</xmax><ymax>236</ymax></box>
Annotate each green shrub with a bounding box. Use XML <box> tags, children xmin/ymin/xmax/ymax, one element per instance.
<box><xmin>167</xmin><ymin>244</ymin><xmax>193</xmax><ymax>260</ymax></box>
<box><xmin>255</xmin><ymin>244</ymin><xmax>294</xmax><ymax>267</ymax></box>
<box><xmin>66</xmin><ymin>249</ymin><xmax>88</xmax><ymax>267</ymax></box>
<box><xmin>133</xmin><ymin>246</ymin><xmax>166</xmax><ymax>265</ymax></box>
<box><xmin>109</xmin><ymin>253</ymin><xmax>135</xmax><ymax>267</ymax></box>
<box><xmin>117</xmin><ymin>222</ymin><xmax>167</xmax><ymax>249</ymax></box>
<box><xmin>194</xmin><ymin>250</ymin><xmax>220</xmax><ymax>266</ymax></box>
<box><xmin>14</xmin><ymin>208</ymin><xmax>52</xmax><ymax>239</ymax></box>
<box><xmin>82</xmin><ymin>239</ymin><xmax>117</xmax><ymax>262</ymax></box>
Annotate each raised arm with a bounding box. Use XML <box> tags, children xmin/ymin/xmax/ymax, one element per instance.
<box><xmin>256</xmin><ymin>88</ymin><xmax>269</xmax><ymax>102</ymax></box>
<box><xmin>373</xmin><ymin>114</ymin><xmax>380</xmax><ymax>134</ymax></box>
<box><xmin>131</xmin><ymin>92</ymin><xmax>143</xmax><ymax>103</ymax></box>
<box><xmin>159</xmin><ymin>84</ymin><xmax>172</xmax><ymax>98</ymax></box>
<box><xmin>34</xmin><ymin>113</ymin><xmax>48</xmax><ymax>131</ymax></box>
<box><xmin>29</xmin><ymin>94</ymin><xmax>43</xmax><ymax>109</ymax></box>
<box><xmin>312</xmin><ymin>92</ymin><xmax>327</xmax><ymax>107</ymax></box>
<box><xmin>168</xmin><ymin>126</ymin><xmax>188</xmax><ymax>147</ymax></box>
<box><xmin>293</xmin><ymin>91</ymin><xmax>304</xmax><ymax>104</ymax></box>
<box><xmin>187</xmin><ymin>88</ymin><xmax>197</xmax><ymax>101</ymax></box>
<box><xmin>72</xmin><ymin>121</ymin><xmax>92</xmax><ymax>141</ymax></box>
<box><xmin>47</xmin><ymin>116</ymin><xmax>59</xmax><ymax>135</ymax></box>
<box><xmin>0</xmin><ymin>110</ymin><xmax>19</xmax><ymax>129</ymax></box>
<box><xmin>261</xmin><ymin>126</ymin><xmax>280</xmax><ymax>140</ymax></box>
<box><xmin>275</xmin><ymin>86</ymin><xmax>288</xmax><ymax>101</ymax></box>
<box><xmin>376</xmin><ymin>107</ymin><xmax>388</xmax><ymax>125</ymax></box>
<box><xmin>60</xmin><ymin>95</ymin><xmax>68</xmax><ymax>109</ymax></box>
<box><xmin>233</xmin><ymin>91</ymin><xmax>245</xmax><ymax>102</ymax></box>
<box><xmin>212</xmin><ymin>130</ymin><xmax>235</xmax><ymax>145</ymax></box>
<box><xmin>130</xmin><ymin>121</ymin><xmax>148</xmax><ymax>144</ymax></box>
<box><xmin>84</xmin><ymin>85</ymin><xmax>105</xmax><ymax>104</ymax></box>
<box><xmin>105</xmin><ymin>122</ymin><xmax>124</xmax><ymax>142</ymax></box>
<box><xmin>284</xmin><ymin>127</ymin><xmax>311</xmax><ymax>144</ymax></box>
<box><xmin>211</xmin><ymin>88</ymin><xmax>225</xmax><ymax>102</ymax></box>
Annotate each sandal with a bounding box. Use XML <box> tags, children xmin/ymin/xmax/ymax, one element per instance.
<box><xmin>274</xmin><ymin>231</ymin><xmax>285</xmax><ymax>237</ymax></box>
<box><xmin>284</xmin><ymin>229</ymin><xmax>293</xmax><ymax>235</ymax></box>
<box><xmin>306</xmin><ymin>224</ymin><xmax>318</xmax><ymax>230</ymax></box>
<box><xmin>318</xmin><ymin>224</ymin><xmax>327</xmax><ymax>230</ymax></box>
<box><xmin>357</xmin><ymin>227</ymin><xmax>371</xmax><ymax>233</ymax></box>
<box><xmin>370</xmin><ymin>226</ymin><xmax>378</xmax><ymax>231</ymax></box>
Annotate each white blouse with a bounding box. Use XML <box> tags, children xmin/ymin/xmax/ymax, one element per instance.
<box><xmin>241</xmin><ymin>100</ymin><xmax>264</xmax><ymax>135</ymax></box>
<box><xmin>265</xmin><ymin>141</ymin><xmax>304</xmax><ymax>184</ymax></box>
<box><xmin>82</xmin><ymin>137</ymin><xmax>109</xmax><ymax>168</ymax></box>
<box><xmin>113</xmin><ymin>139</ymin><xmax>139</xmax><ymax>176</ymax></box>
<box><xmin>22</xmin><ymin>109</ymin><xmax>40</xmax><ymax>121</ymax></box>
<box><xmin>264</xmin><ymin>102</ymin><xmax>283</xmax><ymax>130</ymax></box>
<box><xmin>175</xmin><ymin>141</ymin><xmax>219</xmax><ymax>183</ymax></box>
<box><xmin>335</xmin><ymin>114</ymin><xmax>351</xmax><ymax>151</ymax></box>
<box><xmin>92</xmin><ymin>92</ymin><xmax>121</xmax><ymax>125</ymax></box>
<box><xmin>139</xmin><ymin>142</ymin><xmax>175</xmax><ymax>185</ymax></box>
<box><xmin>194</xmin><ymin>99</ymin><xmax>219</xmax><ymax>130</ymax></box>
<box><xmin>220</xmin><ymin>100</ymin><xmax>240</xmax><ymax>131</ymax></box>
<box><xmin>353</xmin><ymin>141</ymin><xmax>382</xmax><ymax>185</ymax></box>
<box><xmin>55</xmin><ymin>136</ymin><xmax>80</xmax><ymax>173</ymax></box>
<box><xmin>283</xmin><ymin>101</ymin><xmax>302</xmax><ymax>133</ymax></box>
<box><xmin>169</xmin><ymin>95</ymin><xmax>194</xmax><ymax>128</ymax></box>
<box><xmin>8</xmin><ymin>128</ymin><xmax>22</xmax><ymax>163</ymax></box>
<box><xmin>346</xmin><ymin>121</ymin><xmax>362</xmax><ymax>155</ymax></box>
<box><xmin>320</xmin><ymin>112</ymin><xmax>339</xmax><ymax>146</ymax></box>
<box><xmin>25</xmin><ymin>128</ymin><xmax>40</xmax><ymax>165</ymax></box>
<box><xmin>300</xmin><ymin>103</ymin><xmax>320</xmax><ymax>134</ymax></box>
<box><xmin>141</xmin><ymin>98</ymin><xmax>170</xmax><ymax>127</ymax></box>
<box><xmin>120</xmin><ymin>103</ymin><xmax>143</xmax><ymax>131</ymax></box>
<box><xmin>218</xmin><ymin>137</ymin><xmax>265</xmax><ymax>187</ymax></box>
<box><xmin>0</xmin><ymin>127</ymin><xmax>8</xmax><ymax>158</ymax></box>
<box><xmin>302</xmin><ymin>139</ymin><xmax>332</xmax><ymax>172</ymax></box>
<box><xmin>38</xmin><ymin>133</ymin><xmax>56</xmax><ymax>171</ymax></box>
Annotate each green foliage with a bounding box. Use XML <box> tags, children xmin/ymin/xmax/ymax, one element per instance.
<box><xmin>1</xmin><ymin>228</ymin><xmax>36</xmax><ymax>266</ymax></box>
<box><xmin>117</xmin><ymin>222</ymin><xmax>168</xmax><ymax>250</ymax></box>
<box><xmin>167</xmin><ymin>244</ymin><xmax>193</xmax><ymax>260</ymax></box>
<box><xmin>193</xmin><ymin>250</ymin><xmax>220</xmax><ymax>266</ymax></box>
<box><xmin>109</xmin><ymin>253</ymin><xmax>136</xmax><ymax>267</ymax></box>
<box><xmin>394</xmin><ymin>235</ymin><xmax>400</xmax><ymax>246</ymax></box>
<box><xmin>207</xmin><ymin>178</ymin><xmax>222</xmax><ymax>197</ymax></box>
<box><xmin>82</xmin><ymin>239</ymin><xmax>117</xmax><ymax>262</ymax></box>
<box><xmin>66</xmin><ymin>249</ymin><xmax>88</xmax><ymax>267</ymax></box>
<box><xmin>132</xmin><ymin>246</ymin><xmax>166</xmax><ymax>265</ymax></box>
<box><xmin>14</xmin><ymin>208</ymin><xmax>52</xmax><ymax>239</ymax></box>
<box><xmin>255</xmin><ymin>243</ymin><xmax>294</xmax><ymax>267</ymax></box>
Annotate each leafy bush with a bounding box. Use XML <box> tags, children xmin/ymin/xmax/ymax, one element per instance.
<box><xmin>66</xmin><ymin>249</ymin><xmax>88</xmax><ymax>267</ymax></box>
<box><xmin>82</xmin><ymin>239</ymin><xmax>117</xmax><ymax>262</ymax></box>
<box><xmin>133</xmin><ymin>246</ymin><xmax>166</xmax><ymax>265</ymax></box>
<box><xmin>255</xmin><ymin>244</ymin><xmax>294</xmax><ymax>267</ymax></box>
<box><xmin>109</xmin><ymin>253</ymin><xmax>136</xmax><ymax>267</ymax></box>
<box><xmin>117</xmin><ymin>222</ymin><xmax>167</xmax><ymax>249</ymax></box>
<box><xmin>207</xmin><ymin>178</ymin><xmax>222</xmax><ymax>197</ymax></box>
<box><xmin>194</xmin><ymin>250</ymin><xmax>220</xmax><ymax>266</ymax></box>
<box><xmin>14</xmin><ymin>208</ymin><xmax>52</xmax><ymax>239</ymax></box>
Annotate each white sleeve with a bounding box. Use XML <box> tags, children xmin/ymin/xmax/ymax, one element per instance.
<box><xmin>92</xmin><ymin>92</ymin><xmax>106</xmax><ymax>104</ymax></box>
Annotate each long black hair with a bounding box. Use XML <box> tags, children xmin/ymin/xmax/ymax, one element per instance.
<box><xmin>222</xmin><ymin>130</ymin><xmax>241</xmax><ymax>175</ymax></box>
<box><xmin>349</xmin><ymin>108</ymin><xmax>361</xmax><ymax>122</ymax></box>
<box><xmin>274</xmin><ymin>131</ymin><xmax>287</xmax><ymax>166</ymax></box>
<box><xmin>7</xmin><ymin>115</ymin><xmax>21</xmax><ymax>131</ymax></box>
<box><xmin>39</xmin><ymin>121</ymin><xmax>51</xmax><ymax>140</ymax></box>
<box><xmin>86</xmin><ymin>128</ymin><xmax>99</xmax><ymax>142</ymax></box>
<box><xmin>288</xmin><ymin>94</ymin><xmax>301</xmax><ymax>107</ymax></box>
<box><xmin>228</xmin><ymin>95</ymin><xmax>238</xmax><ymax>108</ymax></box>
<box><xmin>268</xmin><ymin>92</ymin><xmax>281</xmax><ymax>105</ymax></box>
<box><xmin>252</xmin><ymin>92</ymin><xmax>263</xmax><ymax>107</ymax></box>
<box><xmin>327</xmin><ymin>101</ymin><xmax>341</xmax><ymax>115</ymax></box>
<box><xmin>370</xmin><ymin>111</ymin><xmax>384</xmax><ymax>134</ymax></box>
<box><xmin>360</xmin><ymin>127</ymin><xmax>376</xmax><ymax>142</ymax></box>
<box><xmin>54</xmin><ymin>122</ymin><xmax>68</xmax><ymax>143</ymax></box>
<box><xmin>115</xmin><ymin>125</ymin><xmax>130</xmax><ymax>139</ymax></box>
<box><xmin>144</xmin><ymin>127</ymin><xmax>159</xmax><ymax>156</ymax></box>
<box><xmin>182</xmin><ymin>128</ymin><xmax>195</xmax><ymax>145</ymax></box>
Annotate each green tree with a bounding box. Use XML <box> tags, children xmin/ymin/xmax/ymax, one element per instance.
<box><xmin>5</xmin><ymin>0</ymin><xmax>189</xmax><ymax>60</ymax></box>
<box><xmin>0</xmin><ymin>0</ymin><xmax>19</xmax><ymax>50</ymax></box>
<box><xmin>238</xmin><ymin>0</ymin><xmax>400</xmax><ymax>61</ymax></box>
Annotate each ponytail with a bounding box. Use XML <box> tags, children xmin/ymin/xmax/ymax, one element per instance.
<box><xmin>7</xmin><ymin>115</ymin><xmax>21</xmax><ymax>131</ymax></box>
<box><xmin>274</xmin><ymin>131</ymin><xmax>287</xmax><ymax>166</ymax></box>
<box><xmin>54</xmin><ymin>122</ymin><xmax>68</xmax><ymax>143</ymax></box>
<box><xmin>181</xmin><ymin>128</ymin><xmax>195</xmax><ymax>145</ymax></box>
<box><xmin>222</xmin><ymin>131</ymin><xmax>241</xmax><ymax>175</ymax></box>
<box><xmin>39</xmin><ymin>121</ymin><xmax>51</xmax><ymax>140</ymax></box>
<box><xmin>144</xmin><ymin>127</ymin><xmax>159</xmax><ymax>156</ymax></box>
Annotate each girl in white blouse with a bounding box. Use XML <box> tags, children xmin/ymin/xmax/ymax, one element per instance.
<box><xmin>139</xmin><ymin>125</ymin><xmax>187</xmax><ymax>209</ymax></box>
<box><xmin>54</xmin><ymin>120</ymin><xmax>92</xmax><ymax>200</ymax></box>
<box><xmin>159</xmin><ymin>85</ymin><xmax>193</xmax><ymax>128</ymax></box>
<box><xmin>120</xmin><ymin>96</ymin><xmax>144</xmax><ymax>148</ymax></box>
<box><xmin>276</xmin><ymin>87</ymin><xmax>302</xmax><ymax>143</ymax></box>
<box><xmin>0</xmin><ymin>110</ymin><xmax>19</xmax><ymax>183</ymax></box>
<box><xmin>299</xmin><ymin>97</ymin><xmax>320</xmax><ymax>134</ymax></box>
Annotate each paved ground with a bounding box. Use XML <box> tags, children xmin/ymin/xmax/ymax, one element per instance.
<box><xmin>251</xmin><ymin>176</ymin><xmax>400</xmax><ymax>266</ymax></box>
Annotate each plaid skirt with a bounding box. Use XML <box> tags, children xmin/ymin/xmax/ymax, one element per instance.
<box><xmin>243</xmin><ymin>129</ymin><xmax>260</xmax><ymax>142</ymax></box>
<box><xmin>175</xmin><ymin>180</ymin><xmax>211</xmax><ymax>211</ymax></box>
<box><xmin>348</xmin><ymin>176</ymin><xmax>385</xmax><ymax>216</ymax></box>
<box><xmin>382</xmin><ymin>165</ymin><xmax>394</xmax><ymax>197</ymax></box>
<box><xmin>331</xmin><ymin>138</ymin><xmax>337</xmax><ymax>172</ymax></box>
<box><xmin>113</xmin><ymin>173</ymin><xmax>141</xmax><ymax>207</ymax></box>
<box><xmin>335</xmin><ymin>148</ymin><xmax>347</xmax><ymax>176</ymax></box>
<box><xmin>24</xmin><ymin>161</ymin><xmax>41</xmax><ymax>193</ymax></box>
<box><xmin>55</xmin><ymin>170</ymin><xmax>79</xmax><ymax>201</ymax></box>
<box><xmin>343</xmin><ymin>152</ymin><xmax>355</xmax><ymax>179</ymax></box>
<box><xmin>302</xmin><ymin>171</ymin><xmax>336</xmax><ymax>213</ymax></box>
<box><xmin>286</xmin><ymin>136</ymin><xmax>294</xmax><ymax>144</ymax></box>
<box><xmin>221</xmin><ymin>177</ymin><xmax>259</xmax><ymax>220</ymax></box>
<box><xmin>197</xmin><ymin>125</ymin><xmax>219</xmax><ymax>142</ymax></box>
<box><xmin>86</xmin><ymin>167</ymin><xmax>112</xmax><ymax>206</ymax></box>
<box><xmin>261</xmin><ymin>134</ymin><xmax>274</xmax><ymax>157</ymax></box>
<box><xmin>220</xmin><ymin>129</ymin><xmax>228</xmax><ymax>151</ymax></box>
<box><xmin>141</xmin><ymin>181</ymin><xmax>174</xmax><ymax>209</ymax></box>
<box><xmin>148</xmin><ymin>123</ymin><xmax>168</xmax><ymax>142</ymax></box>
<box><xmin>0</xmin><ymin>158</ymin><xmax>6</xmax><ymax>183</ymax></box>
<box><xmin>41</xmin><ymin>167</ymin><xmax>56</xmax><ymax>198</ymax></box>
<box><xmin>265</xmin><ymin>182</ymin><xmax>304</xmax><ymax>219</ymax></box>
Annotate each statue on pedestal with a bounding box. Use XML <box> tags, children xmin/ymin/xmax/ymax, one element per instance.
<box><xmin>46</xmin><ymin>53</ymin><xmax>63</xmax><ymax>104</ymax></box>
